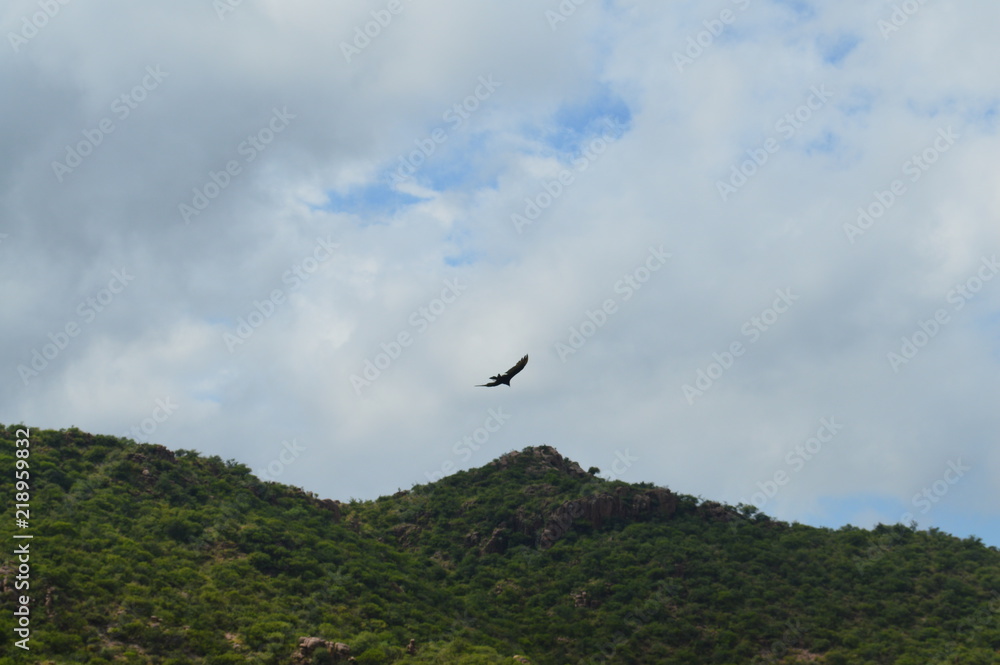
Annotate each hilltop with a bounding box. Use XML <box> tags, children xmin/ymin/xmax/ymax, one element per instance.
<box><xmin>1</xmin><ymin>424</ymin><xmax>998</xmax><ymax>664</ymax></box>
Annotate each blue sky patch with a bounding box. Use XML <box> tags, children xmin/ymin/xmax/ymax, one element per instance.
<box><xmin>774</xmin><ymin>0</ymin><xmax>816</xmax><ymax>22</ymax></box>
<box><xmin>538</xmin><ymin>84</ymin><xmax>632</xmax><ymax>157</ymax></box>
<box><xmin>381</xmin><ymin>130</ymin><xmax>501</xmax><ymax>194</ymax></box>
<box><xmin>415</xmin><ymin>133</ymin><xmax>500</xmax><ymax>192</ymax></box>
<box><xmin>318</xmin><ymin>182</ymin><xmax>430</xmax><ymax>219</ymax></box>
<box><xmin>819</xmin><ymin>33</ymin><xmax>860</xmax><ymax>65</ymax></box>
<box><xmin>804</xmin><ymin>130</ymin><xmax>839</xmax><ymax>155</ymax></box>
<box><xmin>444</xmin><ymin>250</ymin><xmax>478</xmax><ymax>267</ymax></box>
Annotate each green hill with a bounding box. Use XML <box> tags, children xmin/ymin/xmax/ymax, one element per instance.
<box><xmin>1</xmin><ymin>424</ymin><xmax>998</xmax><ymax>664</ymax></box>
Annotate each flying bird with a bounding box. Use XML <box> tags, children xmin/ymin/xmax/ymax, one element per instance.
<box><xmin>476</xmin><ymin>354</ymin><xmax>528</xmax><ymax>387</ymax></box>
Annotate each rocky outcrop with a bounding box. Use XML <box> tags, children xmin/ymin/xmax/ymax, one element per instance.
<box><xmin>446</xmin><ymin>446</ymin><xmax>684</xmax><ymax>552</ymax></box>
<box><xmin>126</xmin><ymin>445</ymin><xmax>177</xmax><ymax>482</ymax></box>
<box><xmin>294</xmin><ymin>492</ymin><xmax>341</xmax><ymax>522</ymax></box>
<box><xmin>126</xmin><ymin>444</ymin><xmax>176</xmax><ymax>464</ymax></box>
<box><xmin>481</xmin><ymin>527</ymin><xmax>506</xmax><ymax>554</ymax></box>
<box><xmin>315</xmin><ymin>498</ymin><xmax>341</xmax><ymax>522</ymax></box>
<box><xmin>490</xmin><ymin>446</ymin><xmax>588</xmax><ymax>478</ymax></box>
<box><xmin>466</xmin><ymin>485</ymin><xmax>678</xmax><ymax>553</ymax></box>
<box><xmin>391</xmin><ymin>447</ymin><xmax>680</xmax><ymax>555</ymax></box>
<box><xmin>537</xmin><ymin>487</ymin><xmax>677</xmax><ymax>549</ymax></box>
<box><xmin>391</xmin><ymin>523</ymin><xmax>419</xmax><ymax>546</ymax></box>
<box><xmin>292</xmin><ymin>637</ymin><xmax>352</xmax><ymax>664</ymax></box>
<box><xmin>697</xmin><ymin>500</ymin><xmax>739</xmax><ymax>522</ymax></box>
<box><xmin>293</xmin><ymin>637</ymin><xmax>326</xmax><ymax>664</ymax></box>
<box><xmin>140</xmin><ymin>444</ymin><xmax>176</xmax><ymax>461</ymax></box>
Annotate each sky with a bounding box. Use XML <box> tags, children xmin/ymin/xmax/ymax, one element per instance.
<box><xmin>3</xmin><ymin>0</ymin><xmax>999</xmax><ymax>549</ymax></box>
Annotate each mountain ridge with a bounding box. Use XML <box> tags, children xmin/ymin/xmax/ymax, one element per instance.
<box><xmin>1</xmin><ymin>424</ymin><xmax>999</xmax><ymax>664</ymax></box>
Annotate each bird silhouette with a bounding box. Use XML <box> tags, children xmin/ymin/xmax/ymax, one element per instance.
<box><xmin>476</xmin><ymin>354</ymin><xmax>528</xmax><ymax>387</ymax></box>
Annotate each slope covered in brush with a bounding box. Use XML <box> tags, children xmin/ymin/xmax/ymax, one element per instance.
<box><xmin>1</xmin><ymin>424</ymin><xmax>999</xmax><ymax>665</ymax></box>
<box><xmin>0</xmin><ymin>425</ymin><xmax>501</xmax><ymax>664</ymax></box>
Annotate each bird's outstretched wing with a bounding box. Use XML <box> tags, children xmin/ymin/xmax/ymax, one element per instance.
<box><xmin>475</xmin><ymin>354</ymin><xmax>528</xmax><ymax>387</ymax></box>
<box><xmin>502</xmin><ymin>354</ymin><xmax>529</xmax><ymax>380</ymax></box>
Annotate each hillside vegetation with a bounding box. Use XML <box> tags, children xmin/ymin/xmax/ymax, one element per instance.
<box><xmin>1</xmin><ymin>424</ymin><xmax>998</xmax><ymax>664</ymax></box>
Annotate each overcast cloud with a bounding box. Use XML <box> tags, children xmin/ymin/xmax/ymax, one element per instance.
<box><xmin>3</xmin><ymin>0</ymin><xmax>999</xmax><ymax>547</ymax></box>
